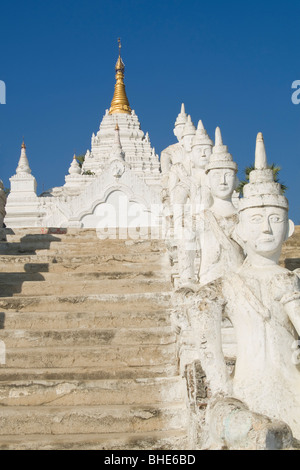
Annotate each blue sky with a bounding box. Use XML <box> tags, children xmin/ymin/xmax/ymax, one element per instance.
<box><xmin>0</xmin><ymin>0</ymin><xmax>299</xmax><ymax>221</ymax></box>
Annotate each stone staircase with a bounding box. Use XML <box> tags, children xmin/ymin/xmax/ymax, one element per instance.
<box><xmin>0</xmin><ymin>228</ymin><xmax>188</xmax><ymax>450</ymax></box>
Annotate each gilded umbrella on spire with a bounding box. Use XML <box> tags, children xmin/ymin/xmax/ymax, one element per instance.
<box><xmin>109</xmin><ymin>39</ymin><xmax>131</xmax><ymax>115</ymax></box>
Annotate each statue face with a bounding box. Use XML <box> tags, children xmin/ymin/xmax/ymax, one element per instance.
<box><xmin>192</xmin><ymin>145</ymin><xmax>212</xmax><ymax>167</ymax></box>
<box><xmin>182</xmin><ymin>134</ymin><xmax>194</xmax><ymax>152</ymax></box>
<box><xmin>208</xmin><ymin>168</ymin><xmax>236</xmax><ymax>200</ymax></box>
<box><xmin>173</xmin><ymin>124</ymin><xmax>185</xmax><ymax>142</ymax></box>
<box><xmin>240</xmin><ymin>206</ymin><xmax>289</xmax><ymax>258</ymax></box>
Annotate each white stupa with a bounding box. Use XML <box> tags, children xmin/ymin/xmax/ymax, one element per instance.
<box><xmin>5</xmin><ymin>41</ymin><xmax>162</xmax><ymax>229</ymax></box>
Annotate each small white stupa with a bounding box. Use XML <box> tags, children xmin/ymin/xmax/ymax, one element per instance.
<box><xmin>5</xmin><ymin>140</ymin><xmax>42</xmax><ymax>227</ymax></box>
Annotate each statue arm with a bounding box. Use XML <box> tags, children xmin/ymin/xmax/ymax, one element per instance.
<box><xmin>160</xmin><ymin>150</ymin><xmax>171</xmax><ymax>174</ymax></box>
<box><xmin>168</xmin><ymin>170</ymin><xmax>179</xmax><ymax>193</ymax></box>
<box><xmin>160</xmin><ymin>150</ymin><xmax>172</xmax><ymax>191</ymax></box>
<box><xmin>281</xmin><ymin>294</ymin><xmax>300</xmax><ymax>336</ymax></box>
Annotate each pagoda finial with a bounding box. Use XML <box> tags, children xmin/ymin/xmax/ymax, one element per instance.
<box><xmin>68</xmin><ymin>153</ymin><xmax>81</xmax><ymax>175</ymax></box>
<box><xmin>109</xmin><ymin>39</ymin><xmax>131</xmax><ymax>115</ymax></box>
<box><xmin>16</xmin><ymin>138</ymin><xmax>31</xmax><ymax>175</ymax></box>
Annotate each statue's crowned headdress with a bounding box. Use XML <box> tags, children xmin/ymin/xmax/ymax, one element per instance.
<box><xmin>205</xmin><ymin>127</ymin><xmax>237</xmax><ymax>173</ymax></box>
<box><xmin>192</xmin><ymin>120</ymin><xmax>213</xmax><ymax>147</ymax></box>
<box><xmin>174</xmin><ymin>103</ymin><xmax>188</xmax><ymax>127</ymax></box>
<box><xmin>182</xmin><ymin>115</ymin><xmax>196</xmax><ymax>137</ymax></box>
<box><xmin>239</xmin><ymin>132</ymin><xmax>288</xmax><ymax>212</ymax></box>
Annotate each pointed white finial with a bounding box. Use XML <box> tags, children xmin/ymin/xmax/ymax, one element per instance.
<box><xmin>16</xmin><ymin>139</ymin><xmax>31</xmax><ymax>175</ymax></box>
<box><xmin>197</xmin><ymin>120</ymin><xmax>205</xmax><ymax>132</ymax></box>
<box><xmin>175</xmin><ymin>103</ymin><xmax>187</xmax><ymax>127</ymax></box>
<box><xmin>215</xmin><ymin>127</ymin><xmax>223</xmax><ymax>147</ymax></box>
<box><xmin>192</xmin><ymin>120</ymin><xmax>213</xmax><ymax>147</ymax></box>
<box><xmin>255</xmin><ymin>132</ymin><xmax>268</xmax><ymax>170</ymax></box>
<box><xmin>205</xmin><ymin>125</ymin><xmax>236</xmax><ymax>173</ymax></box>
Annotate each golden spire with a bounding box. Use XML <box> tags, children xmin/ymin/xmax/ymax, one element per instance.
<box><xmin>109</xmin><ymin>38</ymin><xmax>131</xmax><ymax>115</ymax></box>
<box><xmin>21</xmin><ymin>137</ymin><xmax>26</xmax><ymax>149</ymax></box>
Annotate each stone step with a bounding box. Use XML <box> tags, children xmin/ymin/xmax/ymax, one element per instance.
<box><xmin>0</xmin><ymin>377</ymin><xmax>185</xmax><ymax>406</ymax></box>
<box><xmin>0</xmin><ymin>239</ymin><xmax>166</xmax><ymax>255</ymax></box>
<box><xmin>0</xmin><ymin>252</ymin><xmax>167</xmax><ymax>267</ymax></box>
<box><xmin>0</xmin><ymin>250</ymin><xmax>166</xmax><ymax>260</ymax></box>
<box><xmin>0</xmin><ymin>260</ymin><xmax>168</xmax><ymax>274</ymax></box>
<box><xmin>0</xmin><ymin>326</ymin><xmax>175</xmax><ymax>348</ymax></box>
<box><xmin>0</xmin><ymin>429</ymin><xmax>188</xmax><ymax>450</ymax></box>
<box><xmin>4</xmin><ymin>228</ymin><xmax>163</xmax><ymax>243</ymax></box>
<box><xmin>0</xmin><ymin>365</ymin><xmax>178</xmax><ymax>381</ymax></box>
<box><xmin>0</xmin><ymin>278</ymin><xmax>171</xmax><ymax>296</ymax></box>
<box><xmin>0</xmin><ymin>270</ymin><xmax>168</xmax><ymax>283</ymax></box>
<box><xmin>0</xmin><ymin>309</ymin><xmax>171</xmax><ymax>330</ymax></box>
<box><xmin>0</xmin><ymin>229</ymin><xmax>186</xmax><ymax>450</ymax></box>
<box><xmin>2</xmin><ymin>343</ymin><xmax>177</xmax><ymax>369</ymax></box>
<box><xmin>0</xmin><ymin>403</ymin><xmax>187</xmax><ymax>436</ymax></box>
<box><xmin>0</xmin><ymin>292</ymin><xmax>171</xmax><ymax>312</ymax></box>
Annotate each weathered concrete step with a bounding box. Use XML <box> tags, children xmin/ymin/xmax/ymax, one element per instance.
<box><xmin>2</xmin><ymin>343</ymin><xmax>177</xmax><ymax>368</ymax></box>
<box><xmin>0</xmin><ymin>377</ymin><xmax>185</xmax><ymax>406</ymax></box>
<box><xmin>0</xmin><ymin>260</ymin><xmax>168</xmax><ymax>274</ymax></box>
<box><xmin>0</xmin><ymin>251</ymin><xmax>167</xmax><ymax>267</ymax></box>
<box><xmin>0</xmin><ymin>429</ymin><xmax>188</xmax><ymax>450</ymax></box>
<box><xmin>0</xmin><ymin>270</ymin><xmax>168</xmax><ymax>283</ymax></box>
<box><xmin>0</xmin><ymin>309</ymin><xmax>171</xmax><ymax>330</ymax></box>
<box><xmin>1</xmin><ymin>239</ymin><xmax>166</xmax><ymax>250</ymax></box>
<box><xmin>0</xmin><ymin>279</ymin><xmax>171</xmax><ymax>296</ymax></box>
<box><xmin>0</xmin><ymin>239</ymin><xmax>167</xmax><ymax>255</ymax></box>
<box><xmin>0</xmin><ymin>327</ymin><xmax>175</xmax><ymax>348</ymax></box>
<box><xmin>4</xmin><ymin>229</ymin><xmax>164</xmax><ymax>244</ymax></box>
<box><xmin>0</xmin><ymin>249</ymin><xmax>166</xmax><ymax>260</ymax></box>
<box><xmin>0</xmin><ymin>292</ymin><xmax>172</xmax><ymax>312</ymax></box>
<box><xmin>0</xmin><ymin>403</ymin><xmax>187</xmax><ymax>436</ymax></box>
<box><xmin>0</xmin><ymin>364</ymin><xmax>178</xmax><ymax>381</ymax></box>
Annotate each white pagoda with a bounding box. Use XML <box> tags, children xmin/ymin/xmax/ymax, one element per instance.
<box><xmin>5</xmin><ymin>41</ymin><xmax>162</xmax><ymax>229</ymax></box>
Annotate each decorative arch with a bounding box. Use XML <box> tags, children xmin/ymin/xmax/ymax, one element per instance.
<box><xmin>42</xmin><ymin>167</ymin><xmax>162</xmax><ymax>228</ymax></box>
